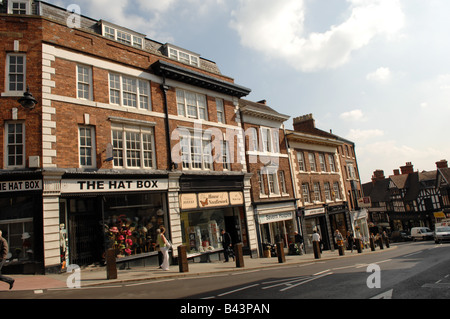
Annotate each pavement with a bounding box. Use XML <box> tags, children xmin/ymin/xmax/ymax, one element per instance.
<box><xmin>0</xmin><ymin>245</ymin><xmax>396</xmax><ymax>292</ymax></box>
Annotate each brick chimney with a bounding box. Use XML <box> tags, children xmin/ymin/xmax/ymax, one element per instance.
<box><xmin>436</xmin><ymin>159</ymin><xmax>448</xmax><ymax>169</ymax></box>
<box><xmin>257</xmin><ymin>99</ymin><xmax>267</xmax><ymax>105</ymax></box>
<box><xmin>293</xmin><ymin>113</ymin><xmax>315</xmax><ymax>132</ymax></box>
<box><xmin>400</xmin><ymin>162</ymin><xmax>414</xmax><ymax>175</ymax></box>
<box><xmin>372</xmin><ymin>170</ymin><xmax>385</xmax><ymax>183</ymax></box>
<box><xmin>393</xmin><ymin>169</ymin><xmax>400</xmax><ymax>175</ymax></box>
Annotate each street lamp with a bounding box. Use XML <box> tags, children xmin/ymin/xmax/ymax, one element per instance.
<box><xmin>17</xmin><ymin>87</ymin><xmax>38</xmax><ymax>109</ymax></box>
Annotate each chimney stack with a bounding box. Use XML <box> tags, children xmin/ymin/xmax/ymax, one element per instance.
<box><xmin>293</xmin><ymin>113</ymin><xmax>315</xmax><ymax>132</ymax></box>
<box><xmin>400</xmin><ymin>162</ymin><xmax>414</xmax><ymax>175</ymax></box>
<box><xmin>393</xmin><ymin>169</ymin><xmax>400</xmax><ymax>175</ymax></box>
<box><xmin>436</xmin><ymin>159</ymin><xmax>448</xmax><ymax>169</ymax></box>
<box><xmin>372</xmin><ymin>169</ymin><xmax>385</xmax><ymax>183</ymax></box>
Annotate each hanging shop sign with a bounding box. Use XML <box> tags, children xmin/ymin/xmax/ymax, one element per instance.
<box><xmin>0</xmin><ymin>180</ymin><xmax>42</xmax><ymax>193</ymax></box>
<box><xmin>61</xmin><ymin>178</ymin><xmax>169</xmax><ymax>194</ymax></box>
<box><xmin>180</xmin><ymin>191</ymin><xmax>244</xmax><ymax>210</ymax></box>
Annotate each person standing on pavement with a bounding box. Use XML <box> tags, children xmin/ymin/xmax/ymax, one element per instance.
<box><xmin>157</xmin><ymin>227</ymin><xmax>170</xmax><ymax>271</ymax></box>
<box><xmin>0</xmin><ymin>230</ymin><xmax>14</xmax><ymax>289</ymax></box>
<box><xmin>312</xmin><ymin>230</ymin><xmax>321</xmax><ymax>253</ymax></box>
<box><xmin>221</xmin><ymin>229</ymin><xmax>232</xmax><ymax>262</ymax></box>
<box><xmin>347</xmin><ymin>231</ymin><xmax>354</xmax><ymax>252</ymax></box>
<box><xmin>334</xmin><ymin>230</ymin><xmax>344</xmax><ymax>248</ymax></box>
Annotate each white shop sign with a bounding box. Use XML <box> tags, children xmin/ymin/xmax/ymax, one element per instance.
<box><xmin>0</xmin><ymin>180</ymin><xmax>42</xmax><ymax>192</ymax></box>
<box><xmin>259</xmin><ymin>211</ymin><xmax>293</xmax><ymax>224</ymax></box>
<box><xmin>61</xmin><ymin>179</ymin><xmax>169</xmax><ymax>193</ymax></box>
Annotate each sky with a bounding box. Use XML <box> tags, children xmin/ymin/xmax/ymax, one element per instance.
<box><xmin>51</xmin><ymin>0</ymin><xmax>450</xmax><ymax>183</ymax></box>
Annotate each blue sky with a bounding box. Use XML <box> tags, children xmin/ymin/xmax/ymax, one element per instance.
<box><xmin>51</xmin><ymin>0</ymin><xmax>450</xmax><ymax>183</ymax></box>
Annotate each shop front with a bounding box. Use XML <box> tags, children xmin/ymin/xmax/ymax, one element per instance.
<box><xmin>327</xmin><ymin>204</ymin><xmax>351</xmax><ymax>248</ymax></box>
<box><xmin>179</xmin><ymin>191</ymin><xmax>246</xmax><ymax>261</ymax></box>
<box><xmin>302</xmin><ymin>206</ymin><xmax>332</xmax><ymax>252</ymax></box>
<box><xmin>0</xmin><ymin>174</ymin><xmax>44</xmax><ymax>274</ymax></box>
<box><xmin>59</xmin><ymin>175</ymin><xmax>169</xmax><ymax>268</ymax></box>
<box><xmin>351</xmin><ymin>209</ymin><xmax>370</xmax><ymax>246</ymax></box>
<box><xmin>255</xmin><ymin>201</ymin><xmax>296</xmax><ymax>255</ymax></box>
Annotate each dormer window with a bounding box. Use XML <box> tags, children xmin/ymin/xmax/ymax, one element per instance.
<box><xmin>8</xmin><ymin>0</ymin><xmax>31</xmax><ymax>15</ymax></box>
<box><xmin>166</xmin><ymin>45</ymin><xmax>200</xmax><ymax>67</ymax></box>
<box><xmin>101</xmin><ymin>21</ymin><xmax>144</xmax><ymax>49</ymax></box>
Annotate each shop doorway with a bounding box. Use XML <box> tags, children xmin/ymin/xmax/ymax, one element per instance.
<box><xmin>66</xmin><ymin>198</ymin><xmax>103</xmax><ymax>266</ymax></box>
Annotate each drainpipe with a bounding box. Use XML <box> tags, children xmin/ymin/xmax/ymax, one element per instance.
<box><xmin>161</xmin><ymin>76</ymin><xmax>176</xmax><ymax>170</ymax></box>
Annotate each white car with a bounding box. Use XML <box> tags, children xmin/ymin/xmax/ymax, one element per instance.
<box><xmin>411</xmin><ymin>227</ymin><xmax>434</xmax><ymax>241</ymax></box>
<box><xmin>434</xmin><ymin>226</ymin><xmax>450</xmax><ymax>244</ymax></box>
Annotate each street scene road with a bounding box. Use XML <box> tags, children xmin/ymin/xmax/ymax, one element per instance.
<box><xmin>2</xmin><ymin>241</ymin><xmax>450</xmax><ymax>300</ymax></box>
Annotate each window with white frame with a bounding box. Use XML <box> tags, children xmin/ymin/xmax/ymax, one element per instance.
<box><xmin>248</xmin><ymin>127</ymin><xmax>258</xmax><ymax>152</ymax></box>
<box><xmin>324</xmin><ymin>182</ymin><xmax>332</xmax><ymax>201</ymax></box>
<box><xmin>279</xmin><ymin>170</ymin><xmax>287</xmax><ymax>194</ymax></box>
<box><xmin>319</xmin><ymin>153</ymin><xmax>326</xmax><ymax>172</ymax></box>
<box><xmin>179</xmin><ymin>131</ymin><xmax>212</xmax><ymax>170</ymax></box>
<box><xmin>267</xmin><ymin>172</ymin><xmax>279</xmax><ymax>195</ymax></box>
<box><xmin>260</xmin><ymin>127</ymin><xmax>279</xmax><ymax>153</ymax></box>
<box><xmin>109</xmin><ymin>73</ymin><xmax>151</xmax><ymax>110</ymax></box>
<box><xmin>258</xmin><ymin>171</ymin><xmax>265</xmax><ymax>195</ymax></box>
<box><xmin>222</xmin><ymin>140</ymin><xmax>231</xmax><ymax>170</ymax></box>
<box><xmin>102</xmin><ymin>23</ymin><xmax>144</xmax><ymax>49</ymax></box>
<box><xmin>328</xmin><ymin>154</ymin><xmax>336</xmax><ymax>172</ymax></box>
<box><xmin>111</xmin><ymin>124</ymin><xmax>155</xmax><ymax>169</ymax></box>
<box><xmin>297</xmin><ymin>151</ymin><xmax>305</xmax><ymax>171</ymax></box>
<box><xmin>347</xmin><ymin>163</ymin><xmax>357</xmax><ymax>179</ymax></box>
<box><xmin>309</xmin><ymin>153</ymin><xmax>317</xmax><ymax>171</ymax></box>
<box><xmin>77</xmin><ymin>65</ymin><xmax>92</xmax><ymax>100</ymax></box>
<box><xmin>302</xmin><ymin>183</ymin><xmax>310</xmax><ymax>203</ymax></box>
<box><xmin>333</xmin><ymin>182</ymin><xmax>341</xmax><ymax>200</ymax></box>
<box><xmin>216</xmin><ymin>98</ymin><xmax>225</xmax><ymax>123</ymax></box>
<box><xmin>8</xmin><ymin>0</ymin><xmax>31</xmax><ymax>14</ymax></box>
<box><xmin>6</xmin><ymin>54</ymin><xmax>26</xmax><ymax>92</ymax></box>
<box><xmin>79</xmin><ymin>126</ymin><xmax>96</xmax><ymax>167</ymax></box>
<box><xmin>176</xmin><ymin>89</ymin><xmax>208</xmax><ymax>120</ymax></box>
<box><xmin>313</xmin><ymin>182</ymin><xmax>321</xmax><ymax>202</ymax></box>
<box><xmin>5</xmin><ymin>122</ymin><xmax>25</xmax><ymax>168</ymax></box>
<box><xmin>167</xmin><ymin>46</ymin><xmax>199</xmax><ymax>67</ymax></box>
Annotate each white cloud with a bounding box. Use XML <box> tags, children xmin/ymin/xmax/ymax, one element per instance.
<box><xmin>339</xmin><ymin>109</ymin><xmax>366</xmax><ymax>121</ymax></box>
<box><xmin>346</xmin><ymin>128</ymin><xmax>384</xmax><ymax>142</ymax></box>
<box><xmin>230</xmin><ymin>0</ymin><xmax>405</xmax><ymax>71</ymax></box>
<box><xmin>366</xmin><ymin>67</ymin><xmax>391</xmax><ymax>82</ymax></box>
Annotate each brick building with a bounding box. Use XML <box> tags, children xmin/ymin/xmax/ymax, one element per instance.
<box><xmin>0</xmin><ymin>0</ymin><xmax>258</xmax><ymax>274</ymax></box>
<box><xmin>285</xmin><ymin>114</ymin><xmax>366</xmax><ymax>252</ymax></box>
<box><xmin>239</xmin><ymin>99</ymin><xmax>296</xmax><ymax>255</ymax></box>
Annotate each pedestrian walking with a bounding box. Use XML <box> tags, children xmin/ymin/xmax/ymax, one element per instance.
<box><xmin>347</xmin><ymin>231</ymin><xmax>354</xmax><ymax>252</ymax></box>
<box><xmin>221</xmin><ymin>229</ymin><xmax>232</xmax><ymax>262</ymax></box>
<box><xmin>294</xmin><ymin>231</ymin><xmax>304</xmax><ymax>255</ymax></box>
<box><xmin>0</xmin><ymin>230</ymin><xmax>14</xmax><ymax>289</ymax></box>
<box><xmin>157</xmin><ymin>227</ymin><xmax>170</xmax><ymax>271</ymax></box>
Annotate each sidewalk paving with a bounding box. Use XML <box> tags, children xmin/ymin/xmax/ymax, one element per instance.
<box><xmin>0</xmin><ymin>245</ymin><xmax>396</xmax><ymax>292</ymax></box>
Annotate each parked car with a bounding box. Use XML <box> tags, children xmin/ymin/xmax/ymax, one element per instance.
<box><xmin>434</xmin><ymin>226</ymin><xmax>450</xmax><ymax>244</ymax></box>
<box><xmin>411</xmin><ymin>227</ymin><xmax>434</xmax><ymax>241</ymax></box>
<box><xmin>390</xmin><ymin>230</ymin><xmax>412</xmax><ymax>242</ymax></box>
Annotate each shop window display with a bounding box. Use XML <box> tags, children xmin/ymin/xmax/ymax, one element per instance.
<box><xmin>181</xmin><ymin>209</ymin><xmax>225</xmax><ymax>255</ymax></box>
<box><xmin>103</xmin><ymin>193</ymin><xmax>167</xmax><ymax>258</ymax></box>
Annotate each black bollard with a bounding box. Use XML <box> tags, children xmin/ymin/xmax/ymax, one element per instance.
<box><xmin>370</xmin><ymin>237</ymin><xmax>376</xmax><ymax>251</ymax></box>
<box><xmin>355</xmin><ymin>238</ymin><xmax>362</xmax><ymax>253</ymax></box>
<box><xmin>338</xmin><ymin>245</ymin><xmax>345</xmax><ymax>256</ymax></box>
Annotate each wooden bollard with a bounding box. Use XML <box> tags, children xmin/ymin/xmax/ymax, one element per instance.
<box><xmin>235</xmin><ymin>243</ymin><xmax>245</xmax><ymax>268</ymax></box>
<box><xmin>106</xmin><ymin>248</ymin><xmax>117</xmax><ymax>280</ymax></box>
<box><xmin>276</xmin><ymin>242</ymin><xmax>286</xmax><ymax>263</ymax></box>
<box><xmin>177</xmin><ymin>245</ymin><xmax>189</xmax><ymax>273</ymax></box>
